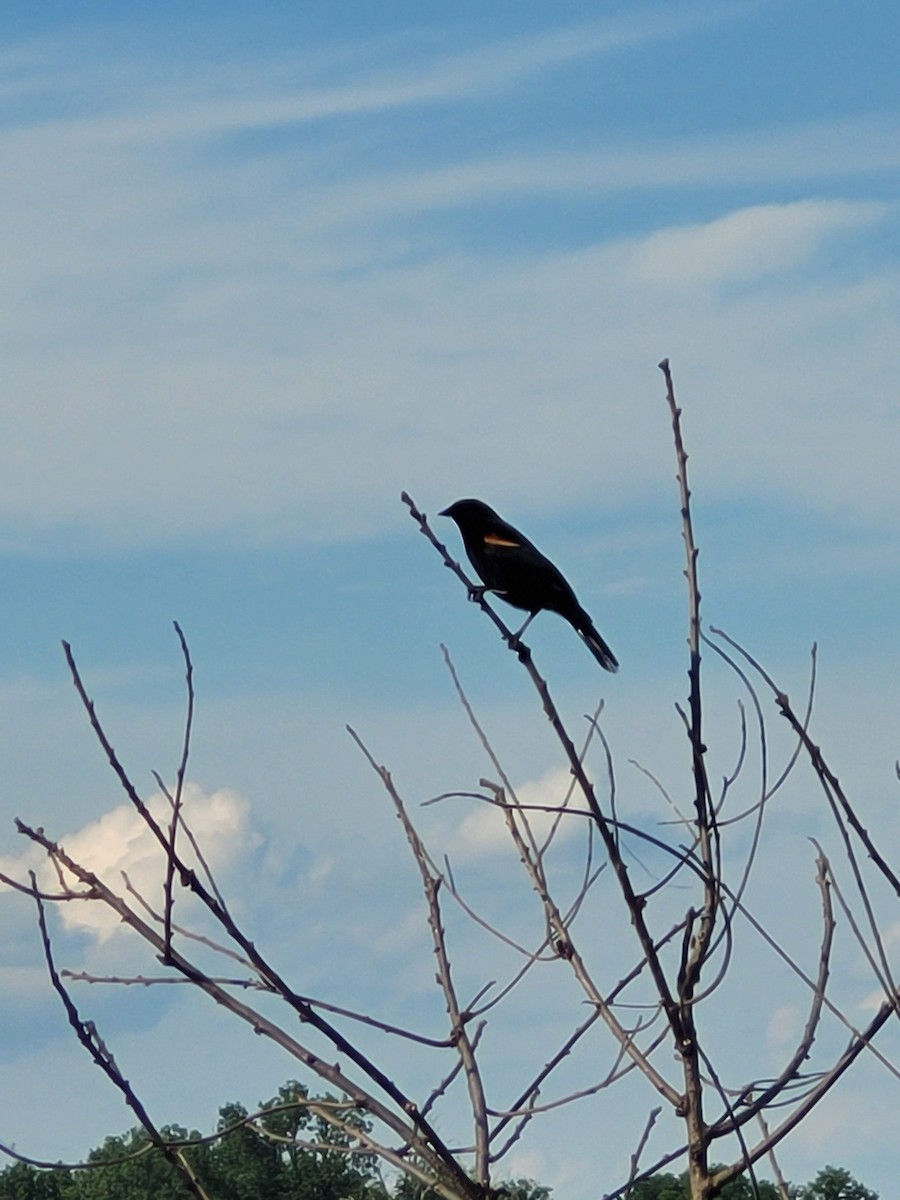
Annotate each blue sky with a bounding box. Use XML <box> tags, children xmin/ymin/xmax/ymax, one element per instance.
<box><xmin>1</xmin><ymin>2</ymin><xmax>899</xmax><ymax>1196</ymax></box>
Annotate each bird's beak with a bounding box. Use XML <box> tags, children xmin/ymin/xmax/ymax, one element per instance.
<box><xmin>438</xmin><ymin>506</ymin><xmax>450</xmax><ymax>517</ymax></box>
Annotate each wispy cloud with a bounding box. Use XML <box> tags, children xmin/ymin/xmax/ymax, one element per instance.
<box><xmin>631</xmin><ymin>199</ymin><xmax>890</xmax><ymax>286</ymax></box>
<box><xmin>302</xmin><ymin>115</ymin><xmax>900</xmax><ymax>230</ymax></box>
<box><xmin>0</xmin><ymin>188</ymin><xmax>896</xmax><ymax>547</ymax></box>
<box><xmin>0</xmin><ymin>3</ymin><xmax>758</xmax><ymax>145</ymax></box>
<box><xmin>0</xmin><ymin>15</ymin><xmax>897</xmax><ymax>552</ymax></box>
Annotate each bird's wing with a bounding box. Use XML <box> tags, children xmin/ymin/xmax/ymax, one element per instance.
<box><xmin>483</xmin><ymin>531</ymin><xmax>522</xmax><ymax>548</ymax></box>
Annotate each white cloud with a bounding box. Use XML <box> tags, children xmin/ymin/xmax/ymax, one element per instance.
<box><xmin>1</xmin><ymin>185</ymin><xmax>896</xmax><ymax>548</ymax></box>
<box><xmin>1</xmin><ymin>4</ymin><xmax>757</xmax><ymax>147</ymax></box>
<box><xmin>630</xmin><ymin>200</ymin><xmax>889</xmax><ymax>287</ymax></box>
<box><xmin>301</xmin><ymin>116</ymin><xmax>900</xmax><ymax>229</ymax></box>
<box><xmin>452</xmin><ymin>765</ymin><xmax>590</xmax><ymax>856</ymax></box>
<box><xmin>1</xmin><ymin>784</ymin><xmax>257</xmax><ymax>942</ymax></box>
<box><xmin>0</xmin><ymin>25</ymin><xmax>897</xmax><ymax>554</ymax></box>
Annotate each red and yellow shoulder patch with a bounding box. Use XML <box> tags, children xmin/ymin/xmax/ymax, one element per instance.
<box><xmin>484</xmin><ymin>532</ymin><xmax>520</xmax><ymax>548</ymax></box>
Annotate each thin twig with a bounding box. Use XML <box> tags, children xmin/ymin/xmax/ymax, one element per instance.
<box><xmin>625</xmin><ymin>1107</ymin><xmax>662</xmax><ymax>1195</ymax></box>
<box><xmin>29</xmin><ymin>873</ymin><xmax>212</xmax><ymax>1200</ymax></box>
<box><xmin>18</xmin><ymin>819</ymin><xmax>473</xmax><ymax>1196</ymax></box>
<box><xmin>395</xmin><ymin>510</ymin><xmax>697</xmax><ymax>1059</ymax></box>
<box><xmin>347</xmin><ymin>726</ymin><xmax>491</xmax><ymax>1191</ymax></box>
<box><xmin>56</xmin><ymin>644</ymin><xmax>473</xmax><ymax>1195</ymax></box>
<box><xmin>162</xmin><ymin>622</ymin><xmax>195</xmax><ymax>958</ymax></box>
<box><xmin>710</xmin><ymin>627</ymin><xmax>900</xmax><ymax>898</ymax></box>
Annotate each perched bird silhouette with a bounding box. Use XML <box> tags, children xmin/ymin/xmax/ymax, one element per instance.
<box><xmin>440</xmin><ymin>498</ymin><xmax>618</xmax><ymax>672</ymax></box>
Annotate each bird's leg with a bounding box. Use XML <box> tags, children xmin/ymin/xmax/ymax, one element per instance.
<box><xmin>513</xmin><ymin>612</ymin><xmax>536</xmax><ymax>638</ymax></box>
<box><xmin>467</xmin><ymin>583</ymin><xmax>487</xmax><ymax>603</ymax></box>
<box><xmin>508</xmin><ymin>611</ymin><xmax>536</xmax><ymax>648</ymax></box>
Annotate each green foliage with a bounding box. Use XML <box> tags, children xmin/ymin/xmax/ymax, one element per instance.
<box><xmin>795</xmin><ymin>1166</ymin><xmax>878</xmax><ymax>1200</ymax></box>
<box><xmin>391</xmin><ymin>1177</ymin><xmax>435</xmax><ymax>1200</ymax></box>
<box><xmin>716</xmin><ymin>1174</ymin><xmax>782</xmax><ymax>1200</ymax></box>
<box><xmin>627</xmin><ymin>1167</ymin><xmax>788</xmax><ymax>1200</ymax></box>
<box><xmin>627</xmin><ymin>1173</ymin><xmax>686</xmax><ymax>1200</ymax></box>
<box><xmin>73</xmin><ymin>1125</ymin><xmax>208</xmax><ymax>1200</ymax></box>
<box><xmin>495</xmin><ymin>1180</ymin><xmax>552</xmax><ymax>1200</ymax></box>
<box><xmin>0</xmin><ymin>1083</ymin><xmax>382</xmax><ymax>1200</ymax></box>
<box><xmin>0</xmin><ymin>1162</ymin><xmax>72</xmax><ymax>1200</ymax></box>
<box><xmin>0</xmin><ymin>1101</ymin><xmax>880</xmax><ymax>1200</ymax></box>
<box><xmin>391</xmin><ymin>1172</ymin><xmax>550</xmax><ymax>1200</ymax></box>
<box><xmin>201</xmin><ymin>1081</ymin><xmax>378</xmax><ymax>1200</ymax></box>
<box><xmin>628</xmin><ymin>1164</ymin><xmax>879</xmax><ymax>1200</ymax></box>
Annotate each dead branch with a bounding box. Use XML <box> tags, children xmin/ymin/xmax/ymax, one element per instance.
<box><xmin>29</xmin><ymin>873</ymin><xmax>212</xmax><ymax>1200</ymax></box>
<box><xmin>17</xmin><ymin>819</ymin><xmax>477</xmax><ymax>1199</ymax></box>
<box><xmin>347</xmin><ymin>726</ymin><xmax>491</xmax><ymax>1190</ymax></box>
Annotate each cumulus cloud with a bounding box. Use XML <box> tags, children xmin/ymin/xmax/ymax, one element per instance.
<box><xmin>451</xmin><ymin>765</ymin><xmax>590</xmax><ymax>856</ymax></box>
<box><xmin>1</xmin><ymin>784</ymin><xmax>256</xmax><ymax>942</ymax></box>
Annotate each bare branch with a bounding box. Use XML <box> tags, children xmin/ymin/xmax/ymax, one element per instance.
<box><xmin>398</xmin><ymin>506</ymin><xmax>687</xmax><ymax>1054</ymax></box>
<box><xmin>348</xmin><ymin>726</ymin><xmax>491</xmax><ymax>1189</ymax></box>
<box><xmin>29</xmin><ymin>873</ymin><xmax>212</xmax><ymax>1200</ymax></box>
<box><xmin>17</xmin><ymin>819</ymin><xmax>475</xmax><ymax>1197</ymax></box>
<box><xmin>625</xmin><ymin>1107</ymin><xmax>663</xmax><ymax>1196</ymax></box>
<box><xmin>161</xmin><ymin>621</ymin><xmax>195</xmax><ymax>957</ymax></box>
<box><xmin>710</xmin><ymin>627</ymin><xmax>900</xmax><ymax>898</ymax></box>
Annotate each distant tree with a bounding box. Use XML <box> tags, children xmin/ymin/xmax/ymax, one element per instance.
<box><xmin>0</xmin><ymin>1162</ymin><xmax>71</xmax><ymax>1200</ymax></box>
<box><xmin>627</xmin><ymin>1173</ymin><xmax>690</xmax><ymax>1200</ymax></box>
<box><xmin>201</xmin><ymin>1102</ymin><xmax>282</xmax><ymax>1200</ymax></box>
<box><xmin>390</xmin><ymin>1176</ymin><xmax>439</xmax><ymax>1200</ymax></box>
<box><xmin>716</xmin><ymin>1177</ymin><xmax>783</xmax><ymax>1200</ymax></box>
<box><xmin>627</xmin><ymin>1170</ymin><xmax>783</xmax><ymax>1200</ymax></box>
<box><xmin>0</xmin><ymin>1085</ymin><xmax>386</xmax><ymax>1200</ymax></box>
<box><xmin>71</xmin><ymin>1126</ymin><xmax>205</xmax><ymax>1200</ymax></box>
<box><xmin>394</xmin><ymin>1177</ymin><xmax>549</xmax><ymax>1200</ymax></box>
<box><xmin>204</xmin><ymin>1082</ymin><xmax>379</xmax><ymax>1200</ymax></box>
<box><xmin>495</xmin><ymin>1181</ymin><xmax>552</xmax><ymax>1200</ymax></box>
<box><xmin>796</xmin><ymin>1166</ymin><xmax>877</xmax><ymax>1200</ymax></box>
<box><xmin>255</xmin><ymin>1080</ymin><xmax>380</xmax><ymax>1200</ymax></box>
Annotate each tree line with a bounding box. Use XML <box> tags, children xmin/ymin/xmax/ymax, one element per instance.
<box><xmin>0</xmin><ymin>1079</ymin><xmax>876</xmax><ymax>1200</ymax></box>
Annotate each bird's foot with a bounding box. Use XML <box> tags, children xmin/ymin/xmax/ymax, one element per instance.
<box><xmin>505</xmin><ymin>630</ymin><xmax>531</xmax><ymax>658</ymax></box>
<box><xmin>467</xmin><ymin>584</ymin><xmax>486</xmax><ymax>603</ymax></box>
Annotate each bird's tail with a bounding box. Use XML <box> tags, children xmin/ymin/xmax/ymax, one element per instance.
<box><xmin>575</xmin><ymin>614</ymin><xmax>619</xmax><ymax>673</ymax></box>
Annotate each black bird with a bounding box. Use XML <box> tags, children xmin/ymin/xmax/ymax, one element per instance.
<box><xmin>440</xmin><ymin>498</ymin><xmax>618</xmax><ymax>672</ymax></box>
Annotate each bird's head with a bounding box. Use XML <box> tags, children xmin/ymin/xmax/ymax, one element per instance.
<box><xmin>439</xmin><ymin>498</ymin><xmax>499</xmax><ymax>527</ymax></box>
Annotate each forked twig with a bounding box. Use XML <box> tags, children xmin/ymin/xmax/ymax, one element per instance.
<box><xmin>347</xmin><ymin>726</ymin><xmax>491</xmax><ymax>1190</ymax></box>
<box><xmin>29</xmin><ymin>873</ymin><xmax>212</xmax><ymax>1200</ymax></box>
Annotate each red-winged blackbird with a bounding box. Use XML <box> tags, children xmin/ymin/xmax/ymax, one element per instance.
<box><xmin>440</xmin><ymin>498</ymin><xmax>618</xmax><ymax>672</ymax></box>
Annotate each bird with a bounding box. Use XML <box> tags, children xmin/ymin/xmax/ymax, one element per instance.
<box><xmin>439</xmin><ymin>498</ymin><xmax>618</xmax><ymax>672</ymax></box>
